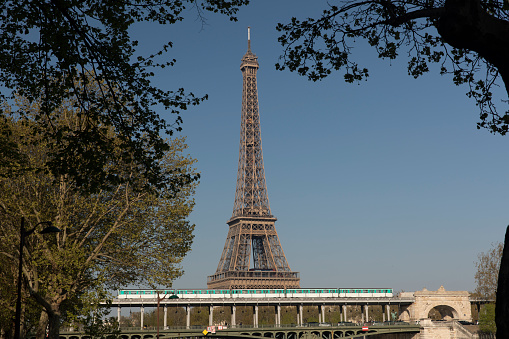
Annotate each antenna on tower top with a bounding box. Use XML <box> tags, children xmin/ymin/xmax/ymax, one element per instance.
<box><xmin>247</xmin><ymin>26</ymin><xmax>251</xmax><ymax>51</ymax></box>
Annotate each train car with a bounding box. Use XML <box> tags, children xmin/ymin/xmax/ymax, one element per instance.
<box><xmin>118</xmin><ymin>290</ymin><xmax>176</xmax><ymax>299</ymax></box>
<box><xmin>117</xmin><ymin>287</ymin><xmax>393</xmax><ymax>299</ymax></box>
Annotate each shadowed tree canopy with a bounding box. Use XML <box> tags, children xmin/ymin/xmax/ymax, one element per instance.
<box><xmin>0</xmin><ymin>93</ymin><xmax>199</xmax><ymax>337</ymax></box>
<box><xmin>0</xmin><ymin>0</ymin><xmax>248</xmax><ymax>193</ymax></box>
<box><xmin>276</xmin><ymin>0</ymin><xmax>509</xmax><ymax>134</ymax></box>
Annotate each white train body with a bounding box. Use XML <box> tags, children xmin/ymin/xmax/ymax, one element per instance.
<box><xmin>117</xmin><ymin>288</ymin><xmax>393</xmax><ymax>299</ymax></box>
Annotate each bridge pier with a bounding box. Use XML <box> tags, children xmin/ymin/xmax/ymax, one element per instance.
<box><xmin>253</xmin><ymin>305</ymin><xmax>259</xmax><ymax>327</ymax></box>
<box><xmin>209</xmin><ymin>305</ymin><xmax>214</xmax><ymax>326</ymax></box>
<box><xmin>231</xmin><ymin>305</ymin><xmax>236</xmax><ymax>326</ymax></box>
<box><xmin>298</xmin><ymin>305</ymin><xmax>303</xmax><ymax>325</ymax></box>
<box><xmin>164</xmin><ymin>304</ymin><xmax>167</xmax><ymax>329</ymax></box>
<box><xmin>140</xmin><ymin>306</ymin><xmax>144</xmax><ymax>329</ymax></box>
<box><xmin>342</xmin><ymin>304</ymin><xmax>347</xmax><ymax>322</ymax></box>
<box><xmin>275</xmin><ymin>305</ymin><xmax>281</xmax><ymax>326</ymax></box>
<box><xmin>186</xmin><ymin>305</ymin><xmax>190</xmax><ymax>328</ymax></box>
<box><xmin>362</xmin><ymin>305</ymin><xmax>368</xmax><ymax>323</ymax></box>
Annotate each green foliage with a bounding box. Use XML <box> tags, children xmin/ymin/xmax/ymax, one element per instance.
<box><xmin>0</xmin><ymin>0</ymin><xmax>248</xmax><ymax>193</ymax></box>
<box><xmin>276</xmin><ymin>0</ymin><xmax>509</xmax><ymax>135</ymax></box>
<box><xmin>190</xmin><ymin>307</ymin><xmax>210</xmax><ymax>326</ymax></box>
<box><xmin>80</xmin><ymin>305</ymin><xmax>121</xmax><ymax>339</ymax></box>
<box><xmin>479</xmin><ymin>303</ymin><xmax>496</xmax><ymax>333</ymax></box>
<box><xmin>280</xmin><ymin>306</ymin><xmax>297</xmax><ymax>325</ymax></box>
<box><xmin>0</xmin><ymin>93</ymin><xmax>199</xmax><ymax>337</ymax></box>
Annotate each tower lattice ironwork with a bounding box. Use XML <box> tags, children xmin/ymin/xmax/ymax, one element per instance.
<box><xmin>207</xmin><ymin>28</ymin><xmax>300</xmax><ymax>289</ymax></box>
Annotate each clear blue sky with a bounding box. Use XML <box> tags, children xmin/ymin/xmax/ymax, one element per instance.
<box><xmin>131</xmin><ymin>1</ymin><xmax>509</xmax><ymax>293</ymax></box>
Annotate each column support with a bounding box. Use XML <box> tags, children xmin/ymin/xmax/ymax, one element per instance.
<box><xmin>342</xmin><ymin>305</ymin><xmax>347</xmax><ymax>322</ymax></box>
<box><xmin>386</xmin><ymin>304</ymin><xmax>390</xmax><ymax>322</ymax></box>
<box><xmin>276</xmin><ymin>305</ymin><xmax>281</xmax><ymax>326</ymax></box>
<box><xmin>164</xmin><ymin>305</ymin><xmax>168</xmax><ymax>329</ymax></box>
<box><xmin>253</xmin><ymin>305</ymin><xmax>259</xmax><ymax>327</ymax></box>
<box><xmin>209</xmin><ymin>305</ymin><xmax>214</xmax><ymax>326</ymax></box>
<box><xmin>141</xmin><ymin>306</ymin><xmax>144</xmax><ymax>329</ymax></box>
<box><xmin>299</xmin><ymin>305</ymin><xmax>303</xmax><ymax>325</ymax></box>
<box><xmin>231</xmin><ymin>305</ymin><xmax>236</xmax><ymax>327</ymax></box>
<box><xmin>321</xmin><ymin>305</ymin><xmax>325</xmax><ymax>323</ymax></box>
<box><xmin>117</xmin><ymin>306</ymin><xmax>121</xmax><ymax>325</ymax></box>
<box><xmin>364</xmin><ymin>305</ymin><xmax>369</xmax><ymax>323</ymax></box>
<box><xmin>186</xmin><ymin>305</ymin><xmax>191</xmax><ymax>329</ymax></box>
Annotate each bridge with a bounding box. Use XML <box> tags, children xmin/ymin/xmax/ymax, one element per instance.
<box><xmin>59</xmin><ymin>323</ymin><xmax>421</xmax><ymax>339</ymax></box>
<box><xmin>110</xmin><ymin>286</ymin><xmax>481</xmax><ymax>328</ymax></box>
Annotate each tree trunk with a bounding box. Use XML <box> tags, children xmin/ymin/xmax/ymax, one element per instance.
<box><xmin>495</xmin><ymin>225</ymin><xmax>509</xmax><ymax>337</ymax></box>
<box><xmin>47</xmin><ymin>305</ymin><xmax>62</xmax><ymax>339</ymax></box>
<box><xmin>437</xmin><ymin>0</ymin><xmax>509</xmax><ymax>96</ymax></box>
<box><xmin>36</xmin><ymin>310</ymin><xmax>49</xmax><ymax>339</ymax></box>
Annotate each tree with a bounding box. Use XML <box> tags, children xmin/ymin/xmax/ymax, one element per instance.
<box><xmin>0</xmin><ymin>92</ymin><xmax>199</xmax><ymax>338</ymax></box>
<box><xmin>0</xmin><ymin>0</ymin><xmax>248</xmax><ymax>193</ymax></box>
<box><xmin>495</xmin><ymin>225</ymin><xmax>509</xmax><ymax>338</ymax></box>
<box><xmin>479</xmin><ymin>303</ymin><xmax>496</xmax><ymax>334</ymax></box>
<box><xmin>474</xmin><ymin>242</ymin><xmax>503</xmax><ymax>300</ymax></box>
<box><xmin>276</xmin><ymin>0</ymin><xmax>509</xmax><ymax>135</ymax></box>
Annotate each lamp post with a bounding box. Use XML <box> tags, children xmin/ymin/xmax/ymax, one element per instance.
<box><xmin>14</xmin><ymin>217</ymin><xmax>61</xmax><ymax>339</ymax></box>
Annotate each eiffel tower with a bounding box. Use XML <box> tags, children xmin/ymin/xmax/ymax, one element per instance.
<box><xmin>207</xmin><ymin>28</ymin><xmax>300</xmax><ymax>289</ymax></box>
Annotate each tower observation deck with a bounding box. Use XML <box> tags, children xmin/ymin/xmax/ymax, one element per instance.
<box><xmin>207</xmin><ymin>28</ymin><xmax>300</xmax><ymax>289</ymax></box>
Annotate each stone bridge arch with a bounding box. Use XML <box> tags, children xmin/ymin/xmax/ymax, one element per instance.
<box><xmin>399</xmin><ymin>286</ymin><xmax>472</xmax><ymax>322</ymax></box>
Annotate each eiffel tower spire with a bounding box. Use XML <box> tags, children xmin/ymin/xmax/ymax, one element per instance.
<box><xmin>207</xmin><ymin>28</ymin><xmax>300</xmax><ymax>289</ymax></box>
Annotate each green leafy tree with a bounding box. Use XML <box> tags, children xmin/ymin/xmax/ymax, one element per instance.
<box><xmin>479</xmin><ymin>303</ymin><xmax>496</xmax><ymax>334</ymax></box>
<box><xmin>0</xmin><ymin>93</ymin><xmax>198</xmax><ymax>338</ymax></box>
<box><xmin>280</xmin><ymin>306</ymin><xmax>296</xmax><ymax>325</ymax></box>
<box><xmin>0</xmin><ymin>0</ymin><xmax>248</xmax><ymax>193</ymax></box>
<box><xmin>474</xmin><ymin>242</ymin><xmax>503</xmax><ymax>300</ymax></box>
<box><xmin>79</xmin><ymin>303</ymin><xmax>121</xmax><ymax>339</ymax></box>
<box><xmin>276</xmin><ymin>0</ymin><xmax>509</xmax><ymax>135</ymax></box>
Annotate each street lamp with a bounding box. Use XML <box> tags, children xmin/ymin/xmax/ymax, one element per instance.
<box><xmin>14</xmin><ymin>217</ymin><xmax>61</xmax><ymax>339</ymax></box>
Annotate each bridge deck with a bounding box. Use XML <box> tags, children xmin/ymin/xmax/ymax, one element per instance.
<box><xmin>59</xmin><ymin>323</ymin><xmax>421</xmax><ymax>339</ymax></box>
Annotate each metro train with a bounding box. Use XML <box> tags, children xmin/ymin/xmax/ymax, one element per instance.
<box><xmin>117</xmin><ymin>288</ymin><xmax>393</xmax><ymax>299</ymax></box>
